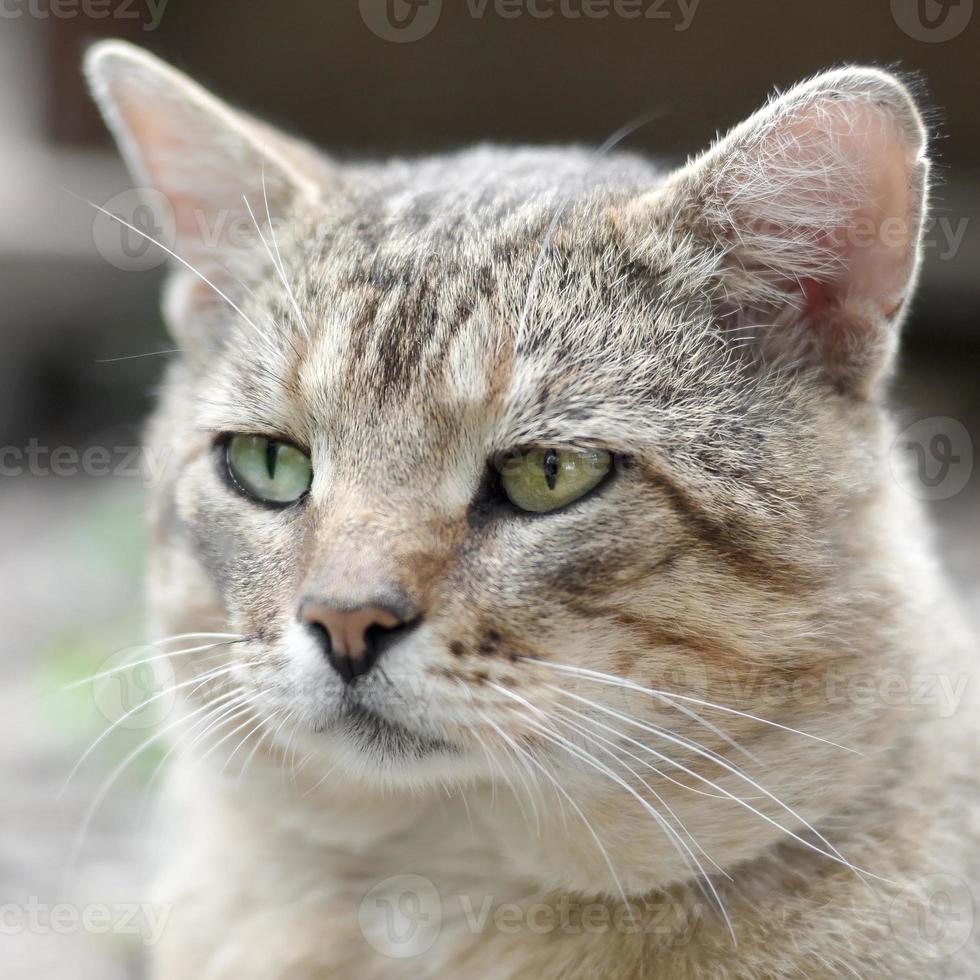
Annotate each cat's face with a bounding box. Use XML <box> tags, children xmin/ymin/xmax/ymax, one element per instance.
<box><xmin>89</xmin><ymin>44</ymin><xmax>928</xmax><ymax>893</ymax></box>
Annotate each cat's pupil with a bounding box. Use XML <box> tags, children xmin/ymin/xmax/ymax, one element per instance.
<box><xmin>543</xmin><ymin>449</ymin><xmax>559</xmax><ymax>491</ymax></box>
<box><xmin>265</xmin><ymin>440</ymin><xmax>279</xmax><ymax>480</ymax></box>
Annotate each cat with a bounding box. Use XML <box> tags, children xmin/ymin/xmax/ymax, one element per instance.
<box><xmin>85</xmin><ymin>41</ymin><xmax>978</xmax><ymax>978</ymax></box>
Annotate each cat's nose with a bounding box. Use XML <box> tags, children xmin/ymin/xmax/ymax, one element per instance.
<box><xmin>299</xmin><ymin>599</ymin><xmax>418</xmax><ymax>683</ymax></box>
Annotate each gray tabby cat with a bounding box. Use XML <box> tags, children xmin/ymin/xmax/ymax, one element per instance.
<box><xmin>86</xmin><ymin>41</ymin><xmax>978</xmax><ymax>978</ymax></box>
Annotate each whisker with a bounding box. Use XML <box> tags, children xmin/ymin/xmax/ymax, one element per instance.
<box><xmin>550</xmin><ymin>702</ymin><xmax>763</xmax><ymax>802</ymax></box>
<box><xmin>519</xmin><ymin>711</ymin><xmax>736</xmax><ymax>942</ymax></box>
<box><xmin>58</xmin><ymin>662</ymin><xmax>242</xmax><ymax>798</ymax></box>
<box><xmin>139</xmin><ymin>687</ymin><xmax>247</xmax><ymax>809</ymax></box>
<box><xmin>197</xmin><ymin>694</ymin><xmax>270</xmax><ymax>766</ymax></box>
<box><xmin>59</xmin><ymin>185</ymin><xmax>266</xmax><ymax>339</ymax></box>
<box><xmin>553</xmin><ymin>709</ymin><xmax>749</xmax><ymax>851</ymax></box>
<box><xmin>182</xmin><ymin>692</ymin><xmax>256</xmax><ymax>756</ymax></box>
<box><xmin>236</xmin><ymin>707</ymin><xmax>285</xmax><ymax>787</ymax></box>
<box><xmin>221</xmin><ymin>706</ymin><xmax>275</xmax><ymax>775</ymax></box>
<box><xmin>485</xmin><ymin>680</ymin><xmax>734</xmax><ymax>934</ymax></box>
<box><xmin>60</xmin><ymin>686</ymin><xmax>248</xmax><ymax>889</ymax></box>
<box><xmin>452</xmin><ymin>679</ymin><xmax>540</xmax><ymax>832</ymax></box>
<box><xmin>54</xmin><ymin>637</ymin><xmax>246</xmax><ymax>697</ymax></box>
<box><xmin>524</xmin><ymin>658</ymin><xmax>861</xmax><ymax>756</ymax></box>
<box><xmin>95</xmin><ymin>348</ymin><xmax>189</xmax><ymax>363</ymax></box>
<box><xmin>473</xmin><ymin>708</ymin><xmax>631</xmax><ymax>914</ymax></box>
<box><xmin>554</xmin><ymin>688</ymin><xmax>887</xmax><ymax>886</ymax></box>
<box><xmin>262</xmin><ymin>167</ymin><xmax>311</xmax><ymax>335</ymax></box>
<box><xmin>151</xmin><ymin>631</ymin><xmax>243</xmax><ymax>645</ymax></box>
<box><xmin>475</xmin><ymin>710</ymin><xmax>543</xmax><ymax>838</ymax></box>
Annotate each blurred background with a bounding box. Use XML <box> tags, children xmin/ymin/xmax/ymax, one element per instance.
<box><xmin>1</xmin><ymin>1</ymin><xmax>977</xmax><ymax>976</ymax></box>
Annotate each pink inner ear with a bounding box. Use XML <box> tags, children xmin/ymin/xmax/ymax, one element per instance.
<box><xmin>113</xmin><ymin>83</ymin><xmax>204</xmax><ymax>239</ymax></box>
<box><xmin>702</xmin><ymin>76</ymin><xmax>929</xmax><ymax>392</ymax></box>
<box><xmin>772</xmin><ymin>98</ymin><xmax>920</xmax><ymax>322</ymax></box>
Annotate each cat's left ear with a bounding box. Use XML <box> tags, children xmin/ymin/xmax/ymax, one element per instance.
<box><xmin>634</xmin><ymin>67</ymin><xmax>929</xmax><ymax>396</ymax></box>
<box><xmin>84</xmin><ymin>41</ymin><xmax>324</xmax><ymax>344</ymax></box>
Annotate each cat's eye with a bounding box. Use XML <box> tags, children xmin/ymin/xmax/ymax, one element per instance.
<box><xmin>225</xmin><ymin>434</ymin><xmax>312</xmax><ymax>506</ymax></box>
<box><xmin>497</xmin><ymin>448</ymin><xmax>612</xmax><ymax>514</ymax></box>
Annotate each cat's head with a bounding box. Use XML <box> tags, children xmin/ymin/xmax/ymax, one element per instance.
<box><xmin>87</xmin><ymin>43</ymin><xmax>929</xmax><ymax>893</ymax></box>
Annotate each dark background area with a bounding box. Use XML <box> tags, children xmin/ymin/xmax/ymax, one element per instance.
<box><xmin>5</xmin><ymin>0</ymin><xmax>979</xmax><ymax>450</ymax></box>
<box><xmin>0</xmin><ymin>3</ymin><xmax>976</xmax><ymax>977</ymax></box>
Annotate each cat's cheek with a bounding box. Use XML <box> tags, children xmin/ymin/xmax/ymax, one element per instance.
<box><xmin>170</xmin><ymin>458</ymin><xmax>305</xmax><ymax>640</ymax></box>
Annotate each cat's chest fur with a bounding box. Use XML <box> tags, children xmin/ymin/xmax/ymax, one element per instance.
<box><xmin>149</xmin><ymin>728</ymin><xmax>978</xmax><ymax>980</ymax></box>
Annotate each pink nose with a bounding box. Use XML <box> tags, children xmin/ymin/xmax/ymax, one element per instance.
<box><xmin>300</xmin><ymin>601</ymin><xmax>412</xmax><ymax>682</ymax></box>
<box><xmin>304</xmin><ymin>604</ymin><xmax>399</xmax><ymax>657</ymax></box>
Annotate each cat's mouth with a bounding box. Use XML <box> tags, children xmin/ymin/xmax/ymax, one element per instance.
<box><xmin>333</xmin><ymin>701</ymin><xmax>458</xmax><ymax>758</ymax></box>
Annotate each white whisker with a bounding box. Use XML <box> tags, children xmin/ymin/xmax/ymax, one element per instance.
<box><xmin>554</xmin><ymin>688</ymin><xmax>886</xmax><ymax>886</ymax></box>
<box><xmin>54</xmin><ymin>636</ymin><xmax>245</xmax><ymax>697</ymax></box>
<box><xmin>140</xmin><ymin>687</ymin><xmax>247</xmax><ymax>809</ymax></box>
<box><xmin>61</xmin><ymin>187</ymin><xmax>266</xmax><ymax>339</ymax></box>
<box><xmin>485</xmin><ymin>680</ymin><xmax>734</xmax><ymax>936</ymax></box>
<box><xmin>61</xmin><ymin>685</ymin><xmax>249</xmax><ymax>888</ymax></box>
<box><xmin>453</xmin><ymin>680</ymin><xmax>540</xmax><ymax>834</ymax></box>
<box><xmin>520</xmin><ymin>711</ymin><xmax>736</xmax><ymax>942</ymax></box>
<box><xmin>58</xmin><ymin>662</ymin><xmax>242</xmax><ymax>798</ymax></box>
<box><xmin>525</xmin><ymin>658</ymin><xmax>861</xmax><ymax>756</ymax></box>
<box><xmin>473</xmin><ymin>708</ymin><xmax>631</xmax><ymax>913</ymax></box>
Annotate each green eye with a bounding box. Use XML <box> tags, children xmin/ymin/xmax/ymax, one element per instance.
<box><xmin>498</xmin><ymin>448</ymin><xmax>612</xmax><ymax>514</ymax></box>
<box><xmin>225</xmin><ymin>434</ymin><xmax>312</xmax><ymax>506</ymax></box>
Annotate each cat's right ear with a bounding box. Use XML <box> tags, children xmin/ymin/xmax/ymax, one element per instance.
<box><xmin>625</xmin><ymin>68</ymin><xmax>929</xmax><ymax>397</ymax></box>
<box><xmin>84</xmin><ymin>41</ymin><xmax>323</xmax><ymax>347</ymax></box>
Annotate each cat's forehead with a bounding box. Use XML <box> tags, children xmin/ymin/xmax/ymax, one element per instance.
<box><xmin>203</xmin><ymin>147</ymin><xmax>737</xmax><ymax>457</ymax></box>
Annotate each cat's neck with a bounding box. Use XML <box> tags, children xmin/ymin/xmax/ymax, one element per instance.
<box><xmin>159</xmin><ymin>733</ymin><xmax>957</xmax><ymax>980</ymax></box>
